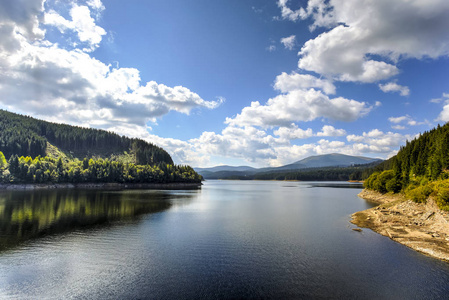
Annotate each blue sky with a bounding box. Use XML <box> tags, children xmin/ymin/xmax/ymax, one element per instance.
<box><xmin>1</xmin><ymin>0</ymin><xmax>449</xmax><ymax>167</ymax></box>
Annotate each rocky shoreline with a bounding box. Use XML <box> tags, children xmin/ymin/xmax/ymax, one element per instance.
<box><xmin>0</xmin><ymin>182</ymin><xmax>202</xmax><ymax>191</ymax></box>
<box><xmin>352</xmin><ymin>189</ymin><xmax>449</xmax><ymax>262</ymax></box>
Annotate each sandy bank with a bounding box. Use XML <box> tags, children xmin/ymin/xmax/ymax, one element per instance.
<box><xmin>352</xmin><ymin>189</ymin><xmax>449</xmax><ymax>262</ymax></box>
<box><xmin>0</xmin><ymin>182</ymin><xmax>202</xmax><ymax>191</ymax></box>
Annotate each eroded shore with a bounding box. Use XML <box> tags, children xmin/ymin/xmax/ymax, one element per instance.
<box><xmin>0</xmin><ymin>182</ymin><xmax>202</xmax><ymax>190</ymax></box>
<box><xmin>352</xmin><ymin>189</ymin><xmax>449</xmax><ymax>261</ymax></box>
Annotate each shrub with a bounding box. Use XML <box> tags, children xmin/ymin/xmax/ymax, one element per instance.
<box><xmin>406</xmin><ymin>185</ymin><xmax>433</xmax><ymax>203</ymax></box>
<box><xmin>436</xmin><ymin>187</ymin><xmax>449</xmax><ymax>211</ymax></box>
<box><xmin>386</xmin><ymin>177</ymin><xmax>402</xmax><ymax>193</ymax></box>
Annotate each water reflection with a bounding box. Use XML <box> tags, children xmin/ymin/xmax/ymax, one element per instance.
<box><xmin>307</xmin><ymin>182</ymin><xmax>364</xmax><ymax>189</ymax></box>
<box><xmin>0</xmin><ymin>189</ymin><xmax>194</xmax><ymax>251</ymax></box>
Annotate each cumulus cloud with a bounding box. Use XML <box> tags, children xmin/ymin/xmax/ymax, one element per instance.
<box><xmin>346</xmin><ymin>129</ymin><xmax>411</xmax><ymax>154</ymax></box>
<box><xmin>388</xmin><ymin>115</ymin><xmax>426</xmax><ymax>127</ymax></box>
<box><xmin>273</xmin><ymin>124</ymin><xmax>345</xmax><ymax>140</ymax></box>
<box><xmin>389</xmin><ymin>116</ymin><xmax>409</xmax><ymax>124</ymax></box>
<box><xmin>436</xmin><ymin>104</ymin><xmax>449</xmax><ymax>122</ymax></box>
<box><xmin>281</xmin><ymin>0</ymin><xmax>449</xmax><ymax>83</ymax></box>
<box><xmin>117</xmin><ymin>121</ymin><xmax>407</xmax><ymax>167</ymax></box>
<box><xmin>274</xmin><ymin>72</ymin><xmax>336</xmax><ymax>95</ymax></box>
<box><xmin>277</xmin><ymin>0</ymin><xmax>306</xmax><ymax>22</ymax></box>
<box><xmin>280</xmin><ymin>35</ymin><xmax>296</xmax><ymax>50</ymax></box>
<box><xmin>0</xmin><ymin>0</ymin><xmax>45</xmax><ymax>42</ymax></box>
<box><xmin>316</xmin><ymin>125</ymin><xmax>346</xmax><ymax>137</ymax></box>
<box><xmin>44</xmin><ymin>4</ymin><xmax>107</xmax><ymax>51</ymax></box>
<box><xmin>274</xmin><ymin>125</ymin><xmax>314</xmax><ymax>140</ymax></box>
<box><xmin>0</xmin><ymin>0</ymin><xmax>221</xmax><ymax>138</ymax></box>
<box><xmin>225</xmin><ymin>89</ymin><xmax>371</xmax><ymax>127</ymax></box>
<box><xmin>379</xmin><ymin>82</ymin><xmax>410</xmax><ymax>96</ymax></box>
<box><xmin>190</xmin><ymin>126</ymin><xmax>285</xmax><ymax>164</ymax></box>
<box><xmin>430</xmin><ymin>93</ymin><xmax>449</xmax><ymax>104</ymax></box>
<box><xmin>86</xmin><ymin>0</ymin><xmax>105</xmax><ymax>12</ymax></box>
<box><xmin>190</xmin><ymin>125</ymin><xmax>400</xmax><ymax>166</ymax></box>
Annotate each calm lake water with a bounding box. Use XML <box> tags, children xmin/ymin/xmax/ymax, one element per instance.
<box><xmin>1</xmin><ymin>180</ymin><xmax>449</xmax><ymax>299</ymax></box>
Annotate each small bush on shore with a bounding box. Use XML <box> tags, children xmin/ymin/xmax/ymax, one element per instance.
<box><xmin>405</xmin><ymin>184</ymin><xmax>433</xmax><ymax>203</ymax></box>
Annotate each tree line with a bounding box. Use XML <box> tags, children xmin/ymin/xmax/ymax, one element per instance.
<box><xmin>213</xmin><ymin>162</ymin><xmax>381</xmax><ymax>181</ymax></box>
<box><xmin>0</xmin><ymin>153</ymin><xmax>202</xmax><ymax>184</ymax></box>
<box><xmin>364</xmin><ymin>123</ymin><xmax>449</xmax><ymax>210</ymax></box>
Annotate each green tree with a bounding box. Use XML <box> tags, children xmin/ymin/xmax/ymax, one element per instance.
<box><xmin>0</xmin><ymin>151</ymin><xmax>6</xmax><ymax>170</ymax></box>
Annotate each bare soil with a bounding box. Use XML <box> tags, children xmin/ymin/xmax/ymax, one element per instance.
<box><xmin>352</xmin><ymin>189</ymin><xmax>449</xmax><ymax>262</ymax></box>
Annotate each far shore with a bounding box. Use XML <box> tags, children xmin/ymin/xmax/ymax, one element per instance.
<box><xmin>0</xmin><ymin>182</ymin><xmax>202</xmax><ymax>191</ymax></box>
<box><xmin>352</xmin><ymin>189</ymin><xmax>449</xmax><ymax>262</ymax></box>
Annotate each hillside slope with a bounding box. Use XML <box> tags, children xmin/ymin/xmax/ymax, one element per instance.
<box><xmin>0</xmin><ymin>109</ymin><xmax>172</xmax><ymax>165</ymax></box>
<box><xmin>0</xmin><ymin>110</ymin><xmax>203</xmax><ymax>185</ymax></box>
<box><xmin>364</xmin><ymin>122</ymin><xmax>449</xmax><ymax>210</ymax></box>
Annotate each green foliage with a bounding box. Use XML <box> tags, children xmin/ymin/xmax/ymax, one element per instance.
<box><xmin>217</xmin><ymin>163</ymin><xmax>380</xmax><ymax>182</ymax></box>
<box><xmin>0</xmin><ymin>155</ymin><xmax>202</xmax><ymax>184</ymax></box>
<box><xmin>0</xmin><ymin>110</ymin><xmax>201</xmax><ymax>185</ymax></box>
<box><xmin>0</xmin><ymin>151</ymin><xmax>6</xmax><ymax>169</ymax></box>
<box><xmin>385</xmin><ymin>177</ymin><xmax>402</xmax><ymax>193</ymax></box>
<box><xmin>405</xmin><ymin>185</ymin><xmax>433</xmax><ymax>203</ymax></box>
<box><xmin>436</xmin><ymin>187</ymin><xmax>449</xmax><ymax>211</ymax></box>
<box><xmin>363</xmin><ymin>123</ymin><xmax>449</xmax><ymax>210</ymax></box>
<box><xmin>0</xmin><ymin>109</ymin><xmax>173</xmax><ymax>165</ymax></box>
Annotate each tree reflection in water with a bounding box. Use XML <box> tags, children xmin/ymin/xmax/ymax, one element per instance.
<box><xmin>0</xmin><ymin>189</ymin><xmax>195</xmax><ymax>251</ymax></box>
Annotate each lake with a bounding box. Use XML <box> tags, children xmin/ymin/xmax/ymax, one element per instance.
<box><xmin>1</xmin><ymin>180</ymin><xmax>449</xmax><ymax>299</ymax></box>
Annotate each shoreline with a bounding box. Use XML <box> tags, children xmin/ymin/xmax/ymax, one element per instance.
<box><xmin>352</xmin><ymin>189</ymin><xmax>449</xmax><ymax>262</ymax></box>
<box><xmin>0</xmin><ymin>182</ymin><xmax>202</xmax><ymax>191</ymax></box>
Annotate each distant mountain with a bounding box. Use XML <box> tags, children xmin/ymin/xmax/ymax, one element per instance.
<box><xmin>195</xmin><ymin>153</ymin><xmax>382</xmax><ymax>180</ymax></box>
<box><xmin>290</xmin><ymin>153</ymin><xmax>381</xmax><ymax>169</ymax></box>
<box><xmin>195</xmin><ymin>165</ymin><xmax>258</xmax><ymax>173</ymax></box>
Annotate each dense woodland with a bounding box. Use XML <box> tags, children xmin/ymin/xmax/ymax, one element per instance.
<box><xmin>0</xmin><ymin>110</ymin><xmax>172</xmax><ymax>165</ymax></box>
<box><xmin>0</xmin><ymin>110</ymin><xmax>202</xmax><ymax>184</ymax></box>
<box><xmin>365</xmin><ymin>123</ymin><xmax>449</xmax><ymax>210</ymax></box>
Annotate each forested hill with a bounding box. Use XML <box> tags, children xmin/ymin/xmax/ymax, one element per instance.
<box><xmin>365</xmin><ymin>122</ymin><xmax>449</xmax><ymax>210</ymax></box>
<box><xmin>0</xmin><ymin>109</ymin><xmax>172</xmax><ymax>165</ymax></box>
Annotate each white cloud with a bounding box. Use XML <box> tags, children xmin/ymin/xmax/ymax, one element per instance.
<box><xmin>346</xmin><ymin>129</ymin><xmax>411</xmax><ymax>153</ymax></box>
<box><xmin>388</xmin><ymin>115</ymin><xmax>426</xmax><ymax>126</ymax></box>
<box><xmin>274</xmin><ymin>125</ymin><xmax>314</xmax><ymax>140</ymax></box>
<box><xmin>316</xmin><ymin>125</ymin><xmax>346</xmax><ymax>137</ymax></box>
<box><xmin>347</xmin><ymin>135</ymin><xmax>364</xmax><ymax>143</ymax></box>
<box><xmin>0</xmin><ymin>0</ymin><xmax>45</xmax><ymax>42</ymax></box>
<box><xmin>274</xmin><ymin>72</ymin><xmax>336</xmax><ymax>95</ymax></box>
<box><xmin>225</xmin><ymin>89</ymin><xmax>371</xmax><ymax>127</ymax></box>
<box><xmin>44</xmin><ymin>4</ymin><xmax>106</xmax><ymax>51</ymax></box>
<box><xmin>379</xmin><ymin>82</ymin><xmax>410</xmax><ymax>96</ymax></box>
<box><xmin>430</xmin><ymin>93</ymin><xmax>449</xmax><ymax>103</ymax></box>
<box><xmin>431</xmin><ymin>98</ymin><xmax>443</xmax><ymax>104</ymax></box>
<box><xmin>391</xmin><ymin>125</ymin><xmax>406</xmax><ymax>130</ymax></box>
<box><xmin>86</xmin><ymin>0</ymin><xmax>105</xmax><ymax>12</ymax></box>
<box><xmin>277</xmin><ymin>0</ymin><xmax>306</xmax><ymax>22</ymax></box>
<box><xmin>0</xmin><ymin>0</ymin><xmax>222</xmax><ymax>137</ymax></box>
<box><xmin>389</xmin><ymin>116</ymin><xmax>409</xmax><ymax>124</ymax></box>
<box><xmin>436</xmin><ymin>104</ymin><xmax>449</xmax><ymax>122</ymax></box>
<box><xmin>280</xmin><ymin>35</ymin><xmax>296</xmax><ymax>50</ymax></box>
<box><xmin>115</xmin><ymin>121</ymin><xmax>407</xmax><ymax>167</ymax></box>
<box><xmin>282</xmin><ymin>0</ymin><xmax>449</xmax><ymax>83</ymax></box>
<box><xmin>266</xmin><ymin>45</ymin><xmax>276</xmax><ymax>52</ymax></box>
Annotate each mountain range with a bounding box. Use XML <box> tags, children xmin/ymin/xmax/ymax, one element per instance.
<box><xmin>195</xmin><ymin>153</ymin><xmax>382</xmax><ymax>179</ymax></box>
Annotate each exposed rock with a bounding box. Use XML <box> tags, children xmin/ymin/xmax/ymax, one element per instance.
<box><xmin>352</xmin><ymin>189</ymin><xmax>449</xmax><ymax>262</ymax></box>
